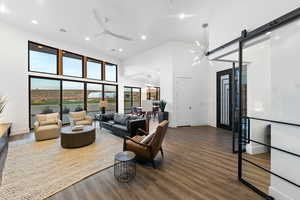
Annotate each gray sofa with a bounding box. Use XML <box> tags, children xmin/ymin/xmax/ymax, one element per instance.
<box><xmin>99</xmin><ymin>113</ymin><xmax>146</xmax><ymax>137</ymax></box>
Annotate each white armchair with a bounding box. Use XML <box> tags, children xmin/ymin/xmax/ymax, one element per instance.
<box><xmin>69</xmin><ymin>111</ymin><xmax>93</xmax><ymax>126</ymax></box>
<box><xmin>34</xmin><ymin>112</ymin><xmax>62</xmax><ymax>141</ymax></box>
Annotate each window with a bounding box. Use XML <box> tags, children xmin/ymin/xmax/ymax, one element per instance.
<box><xmin>87</xmin><ymin>58</ymin><xmax>102</xmax><ymax>80</ymax></box>
<box><xmin>104</xmin><ymin>85</ymin><xmax>118</xmax><ymax>113</ymax></box>
<box><xmin>105</xmin><ymin>63</ymin><xmax>117</xmax><ymax>82</ymax></box>
<box><xmin>124</xmin><ymin>87</ymin><xmax>141</xmax><ymax>114</ymax></box>
<box><xmin>147</xmin><ymin>87</ymin><xmax>160</xmax><ymax>100</ymax></box>
<box><xmin>29</xmin><ymin>42</ymin><xmax>58</xmax><ymax>74</ymax></box>
<box><xmin>124</xmin><ymin>87</ymin><xmax>132</xmax><ymax>114</ymax></box>
<box><xmin>62</xmin><ymin>81</ymin><xmax>84</xmax><ymax>123</ymax></box>
<box><xmin>87</xmin><ymin>83</ymin><xmax>102</xmax><ymax>118</ymax></box>
<box><xmin>62</xmin><ymin>51</ymin><xmax>83</xmax><ymax>77</ymax></box>
<box><xmin>29</xmin><ymin>76</ymin><xmax>118</xmax><ymax>128</ymax></box>
<box><xmin>30</xmin><ymin>78</ymin><xmax>60</xmax><ymax>128</ymax></box>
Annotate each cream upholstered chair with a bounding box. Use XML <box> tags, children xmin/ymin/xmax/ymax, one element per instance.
<box><xmin>69</xmin><ymin>111</ymin><xmax>93</xmax><ymax>126</ymax></box>
<box><xmin>34</xmin><ymin>112</ymin><xmax>62</xmax><ymax>141</ymax></box>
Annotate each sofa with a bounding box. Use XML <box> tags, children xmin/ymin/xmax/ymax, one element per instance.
<box><xmin>34</xmin><ymin>112</ymin><xmax>62</xmax><ymax>141</ymax></box>
<box><xmin>69</xmin><ymin>111</ymin><xmax>93</xmax><ymax>126</ymax></box>
<box><xmin>99</xmin><ymin>113</ymin><xmax>146</xmax><ymax>137</ymax></box>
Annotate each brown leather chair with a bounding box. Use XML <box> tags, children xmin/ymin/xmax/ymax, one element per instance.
<box><xmin>123</xmin><ymin>120</ymin><xmax>169</xmax><ymax>168</ymax></box>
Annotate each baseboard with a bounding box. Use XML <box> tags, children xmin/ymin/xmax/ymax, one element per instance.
<box><xmin>10</xmin><ymin>128</ymin><xmax>30</xmax><ymax>136</ymax></box>
<box><xmin>246</xmin><ymin>144</ymin><xmax>268</xmax><ymax>155</ymax></box>
<box><xmin>269</xmin><ymin>186</ymin><xmax>293</xmax><ymax>200</ymax></box>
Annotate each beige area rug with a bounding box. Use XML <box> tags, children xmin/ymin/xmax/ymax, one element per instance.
<box><xmin>0</xmin><ymin>130</ymin><xmax>122</xmax><ymax>200</ymax></box>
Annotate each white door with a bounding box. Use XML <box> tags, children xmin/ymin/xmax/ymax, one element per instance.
<box><xmin>175</xmin><ymin>77</ymin><xmax>193</xmax><ymax>126</ymax></box>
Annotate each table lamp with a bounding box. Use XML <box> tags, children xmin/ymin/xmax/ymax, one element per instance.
<box><xmin>99</xmin><ymin>100</ymin><xmax>108</xmax><ymax>114</ymax></box>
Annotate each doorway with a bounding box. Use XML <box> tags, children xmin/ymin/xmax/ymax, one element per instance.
<box><xmin>217</xmin><ymin>69</ymin><xmax>232</xmax><ymax>130</ymax></box>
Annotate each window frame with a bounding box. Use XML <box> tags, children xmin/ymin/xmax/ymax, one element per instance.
<box><xmin>124</xmin><ymin>86</ymin><xmax>141</xmax><ymax>114</ymax></box>
<box><xmin>28</xmin><ymin>41</ymin><xmax>59</xmax><ymax>75</ymax></box>
<box><xmin>147</xmin><ymin>87</ymin><xmax>160</xmax><ymax>100</ymax></box>
<box><xmin>29</xmin><ymin>75</ymin><xmax>118</xmax><ymax>128</ymax></box>
<box><xmin>104</xmin><ymin>62</ymin><xmax>118</xmax><ymax>82</ymax></box>
<box><xmin>86</xmin><ymin>57</ymin><xmax>103</xmax><ymax>81</ymax></box>
<box><xmin>61</xmin><ymin>50</ymin><xmax>84</xmax><ymax>78</ymax></box>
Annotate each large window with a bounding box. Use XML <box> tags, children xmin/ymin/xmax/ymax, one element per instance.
<box><xmin>62</xmin><ymin>51</ymin><xmax>83</xmax><ymax>77</ymax></box>
<box><xmin>124</xmin><ymin>87</ymin><xmax>141</xmax><ymax>113</ymax></box>
<box><xmin>104</xmin><ymin>85</ymin><xmax>117</xmax><ymax>113</ymax></box>
<box><xmin>62</xmin><ymin>81</ymin><xmax>84</xmax><ymax>123</ymax></box>
<box><xmin>29</xmin><ymin>76</ymin><xmax>118</xmax><ymax>128</ymax></box>
<box><xmin>29</xmin><ymin>42</ymin><xmax>58</xmax><ymax>74</ymax></box>
<box><xmin>105</xmin><ymin>63</ymin><xmax>117</xmax><ymax>82</ymax></box>
<box><xmin>87</xmin><ymin>58</ymin><xmax>102</xmax><ymax>80</ymax></box>
<box><xmin>30</xmin><ymin>78</ymin><xmax>60</xmax><ymax>128</ymax></box>
<box><xmin>147</xmin><ymin>87</ymin><xmax>160</xmax><ymax>100</ymax></box>
<box><xmin>87</xmin><ymin>83</ymin><xmax>102</xmax><ymax>118</ymax></box>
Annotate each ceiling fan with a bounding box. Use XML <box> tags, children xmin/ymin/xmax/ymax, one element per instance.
<box><xmin>92</xmin><ymin>9</ymin><xmax>133</xmax><ymax>41</ymax></box>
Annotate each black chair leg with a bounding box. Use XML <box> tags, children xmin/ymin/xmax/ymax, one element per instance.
<box><xmin>160</xmin><ymin>147</ymin><xmax>164</xmax><ymax>158</ymax></box>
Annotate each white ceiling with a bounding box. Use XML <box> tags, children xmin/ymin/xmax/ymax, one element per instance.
<box><xmin>0</xmin><ymin>0</ymin><xmax>213</xmax><ymax>60</ymax></box>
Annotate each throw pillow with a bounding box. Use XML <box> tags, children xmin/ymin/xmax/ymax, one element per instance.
<box><xmin>141</xmin><ymin>131</ymin><xmax>156</xmax><ymax>144</ymax></box>
<box><xmin>114</xmin><ymin>114</ymin><xmax>129</xmax><ymax>125</ymax></box>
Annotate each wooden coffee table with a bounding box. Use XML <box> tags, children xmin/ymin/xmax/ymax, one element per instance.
<box><xmin>61</xmin><ymin>126</ymin><xmax>96</xmax><ymax>148</ymax></box>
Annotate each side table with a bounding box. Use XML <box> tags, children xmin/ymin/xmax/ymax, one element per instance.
<box><xmin>114</xmin><ymin>151</ymin><xmax>136</xmax><ymax>182</ymax></box>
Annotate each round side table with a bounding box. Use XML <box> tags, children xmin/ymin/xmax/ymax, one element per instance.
<box><xmin>114</xmin><ymin>151</ymin><xmax>136</xmax><ymax>182</ymax></box>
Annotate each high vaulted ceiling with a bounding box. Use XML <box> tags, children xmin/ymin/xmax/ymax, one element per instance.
<box><xmin>0</xmin><ymin>0</ymin><xmax>213</xmax><ymax>60</ymax></box>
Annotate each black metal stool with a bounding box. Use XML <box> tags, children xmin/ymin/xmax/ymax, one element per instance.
<box><xmin>114</xmin><ymin>151</ymin><xmax>136</xmax><ymax>182</ymax></box>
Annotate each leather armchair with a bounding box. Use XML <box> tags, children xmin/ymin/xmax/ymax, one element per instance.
<box><xmin>123</xmin><ymin>120</ymin><xmax>169</xmax><ymax>168</ymax></box>
<box><xmin>69</xmin><ymin>111</ymin><xmax>93</xmax><ymax>126</ymax></box>
<box><xmin>34</xmin><ymin>113</ymin><xmax>62</xmax><ymax>141</ymax></box>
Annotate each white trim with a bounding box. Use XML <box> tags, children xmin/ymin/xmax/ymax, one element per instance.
<box><xmin>11</xmin><ymin>128</ymin><xmax>30</xmax><ymax>136</ymax></box>
<box><xmin>269</xmin><ymin>186</ymin><xmax>294</xmax><ymax>200</ymax></box>
<box><xmin>246</xmin><ymin>143</ymin><xmax>268</xmax><ymax>155</ymax></box>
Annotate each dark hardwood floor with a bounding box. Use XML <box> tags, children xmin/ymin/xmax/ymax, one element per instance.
<box><xmin>30</xmin><ymin>126</ymin><xmax>267</xmax><ymax>200</ymax></box>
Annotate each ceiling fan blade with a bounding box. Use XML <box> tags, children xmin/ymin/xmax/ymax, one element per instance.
<box><xmin>92</xmin><ymin>9</ymin><xmax>105</xmax><ymax>29</ymax></box>
<box><xmin>104</xmin><ymin>30</ymin><xmax>133</xmax><ymax>41</ymax></box>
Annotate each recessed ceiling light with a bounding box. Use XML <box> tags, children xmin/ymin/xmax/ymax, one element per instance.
<box><xmin>37</xmin><ymin>45</ymin><xmax>43</xmax><ymax>49</ymax></box>
<box><xmin>85</xmin><ymin>37</ymin><xmax>90</xmax><ymax>41</ymax></box>
<box><xmin>118</xmin><ymin>48</ymin><xmax>123</xmax><ymax>52</ymax></box>
<box><xmin>179</xmin><ymin>13</ymin><xmax>185</xmax><ymax>20</ymax></box>
<box><xmin>265</xmin><ymin>31</ymin><xmax>272</xmax><ymax>36</ymax></box>
<box><xmin>0</xmin><ymin>4</ymin><xmax>9</xmax><ymax>14</ymax></box>
<box><xmin>274</xmin><ymin>35</ymin><xmax>280</xmax><ymax>40</ymax></box>
<box><xmin>141</xmin><ymin>35</ymin><xmax>147</xmax><ymax>40</ymax></box>
<box><xmin>31</xmin><ymin>20</ymin><xmax>38</xmax><ymax>25</ymax></box>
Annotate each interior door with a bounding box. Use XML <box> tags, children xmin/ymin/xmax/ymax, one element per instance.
<box><xmin>175</xmin><ymin>77</ymin><xmax>193</xmax><ymax>126</ymax></box>
<box><xmin>217</xmin><ymin>69</ymin><xmax>232</xmax><ymax>130</ymax></box>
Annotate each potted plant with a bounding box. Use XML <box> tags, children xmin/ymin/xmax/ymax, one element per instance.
<box><xmin>158</xmin><ymin>100</ymin><xmax>169</xmax><ymax>123</ymax></box>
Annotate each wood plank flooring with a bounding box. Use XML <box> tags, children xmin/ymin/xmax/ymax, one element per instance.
<box><xmin>40</xmin><ymin>126</ymin><xmax>267</xmax><ymax>200</ymax></box>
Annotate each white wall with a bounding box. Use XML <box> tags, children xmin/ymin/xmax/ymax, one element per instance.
<box><xmin>122</xmin><ymin>41</ymin><xmax>210</xmax><ymax>127</ymax></box>
<box><xmin>208</xmin><ymin>0</ymin><xmax>300</xmax><ymax>50</ymax></box>
<box><xmin>0</xmin><ymin>21</ymin><xmax>119</xmax><ymax>135</ymax></box>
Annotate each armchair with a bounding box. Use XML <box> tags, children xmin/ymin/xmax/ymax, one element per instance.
<box><xmin>69</xmin><ymin>111</ymin><xmax>93</xmax><ymax>126</ymax></box>
<box><xmin>34</xmin><ymin>113</ymin><xmax>62</xmax><ymax>141</ymax></box>
<box><xmin>123</xmin><ymin>120</ymin><xmax>169</xmax><ymax>168</ymax></box>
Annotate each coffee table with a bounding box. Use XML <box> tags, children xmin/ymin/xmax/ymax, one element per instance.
<box><xmin>61</xmin><ymin>126</ymin><xmax>96</xmax><ymax>148</ymax></box>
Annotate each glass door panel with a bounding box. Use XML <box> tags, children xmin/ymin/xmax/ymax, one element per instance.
<box><xmin>104</xmin><ymin>85</ymin><xmax>117</xmax><ymax>113</ymax></box>
<box><xmin>62</xmin><ymin>81</ymin><xmax>84</xmax><ymax>124</ymax></box>
<box><xmin>124</xmin><ymin>87</ymin><xmax>132</xmax><ymax>114</ymax></box>
<box><xmin>87</xmin><ymin>83</ymin><xmax>102</xmax><ymax>118</ymax></box>
<box><xmin>30</xmin><ymin>78</ymin><xmax>61</xmax><ymax>128</ymax></box>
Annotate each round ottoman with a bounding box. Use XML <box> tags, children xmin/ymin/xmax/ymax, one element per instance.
<box><xmin>61</xmin><ymin>126</ymin><xmax>96</xmax><ymax>148</ymax></box>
